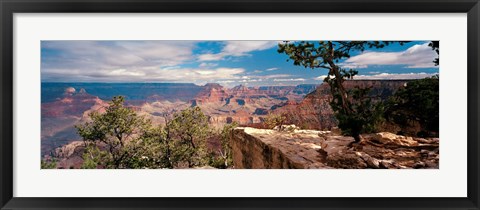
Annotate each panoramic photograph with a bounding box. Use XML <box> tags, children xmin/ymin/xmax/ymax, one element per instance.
<box><xmin>41</xmin><ymin>40</ymin><xmax>439</xmax><ymax>169</ymax></box>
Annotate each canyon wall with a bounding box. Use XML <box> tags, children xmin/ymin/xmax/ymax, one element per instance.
<box><xmin>273</xmin><ymin>80</ymin><xmax>410</xmax><ymax>130</ymax></box>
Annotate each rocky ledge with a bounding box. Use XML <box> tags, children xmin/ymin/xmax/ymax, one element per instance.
<box><xmin>231</xmin><ymin>126</ymin><xmax>439</xmax><ymax>169</ymax></box>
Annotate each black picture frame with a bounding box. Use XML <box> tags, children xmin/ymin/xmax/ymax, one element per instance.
<box><xmin>1</xmin><ymin>0</ymin><xmax>479</xmax><ymax>209</ymax></box>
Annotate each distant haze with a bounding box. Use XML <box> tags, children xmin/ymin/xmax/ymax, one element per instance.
<box><xmin>41</xmin><ymin>82</ymin><xmax>320</xmax><ymax>103</ymax></box>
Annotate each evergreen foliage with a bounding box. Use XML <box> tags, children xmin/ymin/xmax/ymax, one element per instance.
<box><xmin>73</xmin><ymin>96</ymin><xmax>235</xmax><ymax>169</ymax></box>
<box><xmin>384</xmin><ymin>75</ymin><xmax>439</xmax><ymax>137</ymax></box>
<box><xmin>263</xmin><ymin>113</ymin><xmax>287</xmax><ymax>129</ymax></box>
<box><xmin>278</xmin><ymin>41</ymin><xmax>407</xmax><ymax>142</ymax></box>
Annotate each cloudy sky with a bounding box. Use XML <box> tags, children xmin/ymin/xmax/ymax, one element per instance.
<box><xmin>41</xmin><ymin>41</ymin><xmax>438</xmax><ymax>87</ymax></box>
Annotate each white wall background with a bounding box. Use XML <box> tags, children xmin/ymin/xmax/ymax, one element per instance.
<box><xmin>13</xmin><ymin>13</ymin><xmax>467</xmax><ymax>197</ymax></box>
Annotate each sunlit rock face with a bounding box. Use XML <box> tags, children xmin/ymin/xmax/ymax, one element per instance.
<box><xmin>64</xmin><ymin>87</ymin><xmax>76</xmax><ymax>96</ymax></box>
<box><xmin>231</xmin><ymin>126</ymin><xmax>439</xmax><ymax>169</ymax></box>
<box><xmin>231</xmin><ymin>127</ymin><xmax>331</xmax><ymax>169</ymax></box>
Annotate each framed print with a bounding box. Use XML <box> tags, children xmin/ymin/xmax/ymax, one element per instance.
<box><xmin>1</xmin><ymin>0</ymin><xmax>479</xmax><ymax>209</ymax></box>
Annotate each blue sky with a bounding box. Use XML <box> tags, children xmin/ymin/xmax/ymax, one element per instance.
<box><xmin>41</xmin><ymin>41</ymin><xmax>438</xmax><ymax>87</ymax></box>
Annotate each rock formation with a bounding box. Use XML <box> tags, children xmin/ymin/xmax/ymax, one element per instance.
<box><xmin>193</xmin><ymin>83</ymin><xmax>230</xmax><ymax>104</ymax></box>
<box><xmin>42</xmin><ymin>88</ymin><xmax>107</xmax><ymax>118</ymax></box>
<box><xmin>42</xmin><ymin>81</ymin><xmax>418</xmax><ymax>161</ymax></box>
<box><xmin>41</xmin><ymin>90</ymin><xmax>109</xmax><ymax>156</ymax></box>
<box><xmin>231</xmin><ymin>127</ymin><xmax>330</xmax><ymax>169</ymax></box>
<box><xmin>63</xmin><ymin>87</ymin><xmax>76</xmax><ymax>96</ymax></box>
<box><xmin>48</xmin><ymin>140</ymin><xmax>109</xmax><ymax>169</ymax></box>
<box><xmin>189</xmin><ymin>83</ymin><xmax>315</xmax><ymax>127</ymax></box>
<box><xmin>231</xmin><ymin>126</ymin><xmax>439</xmax><ymax>169</ymax></box>
<box><xmin>273</xmin><ymin>80</ymin><xmax>410</xmax><ymax>130</ymax></box>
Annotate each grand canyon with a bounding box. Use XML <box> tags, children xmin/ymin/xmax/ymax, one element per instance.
<box><xmin>41</xmin><ymin>82</ymin><xmax>318</xmax><ymax>156</ymax></box>
<box><xmin>41</xmin><ymin>80</ymin><xmax>438</xmax><ymax>169</ymax></box>
<box><xmin>41</xmin><ymin>40</ymin><xmax>439</xmax><ymax>169</ymax></box>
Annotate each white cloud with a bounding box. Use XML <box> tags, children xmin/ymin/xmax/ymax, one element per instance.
<box><xmin>353</xmin><ymin>72</ymin><xmax>436</xmax><ymax>80</ymax></box>
<box><xmin>108</xmin><ymin>69</ymin><xmax>146</xmax><ymax>77</ymax></box>
<box><xmin>42</xmin><ymin>66</ymin><xmax>245</xmax><ymax>83</ymax></box>
<box><xmin>339</xmin><ymin>64</ymin><xmax>368</xmax><ymax>69</ymax></box>
<box><xmin>341</xmin><ymin>43</ymin><xmax>438</xmax><ymax>68</ymax></box>
<box><xmin>314</xmin><ymin>75</ymin><xmax>329</xmax><ymax>80</ymax></box>
<box><xmin>198</xmin><ymin>62</ymin><xmax>218</xmax><ymax>68</ymax></box>
<box><xmin>313</xmin><ymin>72</ymin><xmax>435</xmax><ymax>80</ymax></box>
<box><xmin>148</xmin><ymin>67</ymin><xmax>245</xmax><ymax>81</ymax></box>
<box><xmin>250</xmin><ymin>74</ymin><xmax>292</xmax><ymax>79</ymax></box>
<box><xmin>42</xmin><ymin>41</ymin><xmax>196</xmax><ymax>69</ymax></box>
<box><xmin>217</xmin><ymin>80</ymin><xmax>237</xmax><ymax>84</ymax></box>
<box><xmin>41</xmin><ymin>41</ymin><xmax>253</xmax><ymax>84</ymax></box>
<box><xmin>273</xmin><ymin>78</ymin><xmax>306</xmax><ymax>82</ymax></box>
<box><xmin>41</xmin><ymin>41</ymin><xmax>202</xmax><ymax>82</ymax></box>
<box><xmin>223</xmin><ymin>41</ymin><xmax>279</xmax><ymax>55</ymax></box>
<box><xmin>197</xmin><ymin>53</ymin><xmax>225</xmax><ymax>61</ymax></box>
<box><xmin>197</xmin><ymin>41</ymin><xmax>279</xmax><ymax>61</ymax></box>
<box><xmin>266</xmin><ymin>67</ymin><xmax>279</xmax><ymax>71</ymax></box>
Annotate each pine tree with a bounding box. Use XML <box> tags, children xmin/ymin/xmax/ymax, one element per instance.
<box><xmin>278</xmin><ymin>41</ymin><xmax>407</xmax><ymax>142</ymax></box>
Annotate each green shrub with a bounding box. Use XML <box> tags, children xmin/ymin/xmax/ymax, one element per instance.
<box><xmin>263</xmin><ymin>113</ymin><xmax>287</xmax><ymax>129</ymax></box>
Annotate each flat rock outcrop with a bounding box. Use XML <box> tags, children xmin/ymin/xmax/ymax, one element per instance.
<box><xmin>232</xmin><ymin>126</ymin><xmax>439</xmax><ymax>169</ymax></box>
<box><xmin>232</xmin><ymin>127</ymin><xmax>331</xmax><ymax>169</ymax></box>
